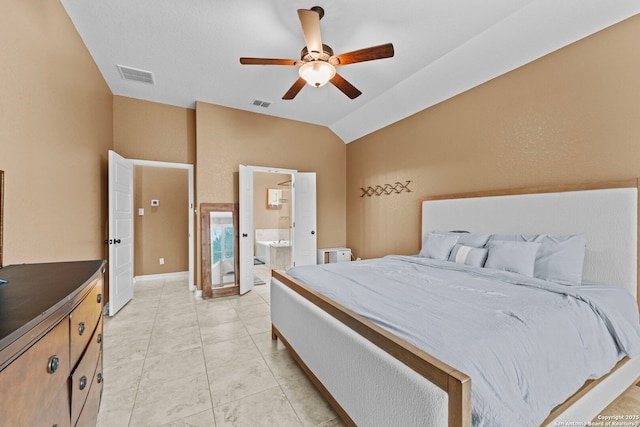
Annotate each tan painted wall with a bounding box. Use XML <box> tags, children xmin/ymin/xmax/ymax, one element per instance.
<box><xmin>253</xmin><ymin>172</ymin><xmax>291</xmax><ymax>234</ymax></box>
<box><xmin>113</xmin><ymin>96</ymin><xmax>196</xmax><ymax>281</ymax></box>
<box><xmin>134</xmin><ymin>166</ymin><xmax>189</xmax><ymax>276</ymax></box>
<box><xmin>196</xmin><ymin>101</ymin><xmax>347</xmax><ymax>288</ymax></box>
<box><xmin>113</xmin><ymin>96</ymin><xmax>196</xmax><ymax>164</ymax></box>
<box><xmin>0</xmin><ymin>0</ymin><xmax>112</xmax><ymax>265</ymax></box>
<box><xmin>347</xmin><ymin>14</ymin><xmax>640</xmax><ymax>260</ymax></box>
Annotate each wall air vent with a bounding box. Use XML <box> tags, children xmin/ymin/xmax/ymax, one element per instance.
<box><xmin>117</xmin><ymin>65</ymin><xmax>155</xmax><ymax>84</ymax></box>
<box><xmin>251</xmin><ymin>99</ymin><xmax>271</xmax><ymax>108</ymax></box>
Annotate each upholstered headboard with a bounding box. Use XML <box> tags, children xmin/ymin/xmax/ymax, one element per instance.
<box><xmin>421</xmin><ymin>181</ymin><xmax>639</xmax><ymax>300</ymax></box>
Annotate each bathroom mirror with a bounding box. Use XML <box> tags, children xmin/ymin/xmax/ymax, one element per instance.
<box><xmin>200</xmin><ymin>203</ymin><xmax>239</xmax><ymax>298</ymax></box>
<box><xmin>0</xmin><ymin>170</ymin><xmax>3</xmax><ymax>268</ymax></box>
<box><xmin>267</xmin><ymin>188</ymin><xmax>282</xmax><ymax>209</ymax></box>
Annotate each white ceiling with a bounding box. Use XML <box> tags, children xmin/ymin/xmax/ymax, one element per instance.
<box><xmin>60</xmin><ymin>0</ymin><xmax>640</xmax><ymax>143</ymax></box>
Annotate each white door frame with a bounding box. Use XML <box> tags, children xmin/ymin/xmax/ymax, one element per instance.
<box><xmin>132</xmin><ymin>159</ymin><xmax>195</xmax><ymax>290</ymax></box>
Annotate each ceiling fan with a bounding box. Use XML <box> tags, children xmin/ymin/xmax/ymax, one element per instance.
<box><xmin>239</xmin><ymin>6</ymin><xmax>394</xmax><ymax>100</ymax></box>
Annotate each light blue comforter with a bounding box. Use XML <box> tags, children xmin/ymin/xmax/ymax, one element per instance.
<box><xmin>286</xmin><ymin>256</ymin><xmax>640</xmax><ymax>427</ymax></box>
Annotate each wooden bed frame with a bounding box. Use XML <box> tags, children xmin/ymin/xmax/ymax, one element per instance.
<box><xmin>272</xmin><ymin>270</ymin><xmax>471</xmax><ymax>426</ymax></box>
<box><xmin>271</xmin><ymin>180</ymin><xmax>640</xmax><ymax>427</ymax></box>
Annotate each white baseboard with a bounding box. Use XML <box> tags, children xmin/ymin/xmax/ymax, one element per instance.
<box><xmin>134</xmin><ymin>271</ymin><xmax>189</xmax><ymax>282</ymax></box>
<box><xmin>195</xmin><ymin>289</ymin><xmax>203</xmax><ymax>299</ymax></box>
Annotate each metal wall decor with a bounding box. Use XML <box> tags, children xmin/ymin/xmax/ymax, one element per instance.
<box><xmin>360</xmin><ymin>180</ymin><xmax>412</xmax><ymax>197</ymax></box>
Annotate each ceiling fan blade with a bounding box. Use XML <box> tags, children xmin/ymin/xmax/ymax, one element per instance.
<box><xmin>330</xmin><ymin>73</ymin><xmax>362</xmax><ymax>99</ymax></box>
<box><xmin>240</xmin><ymin>58</ymin><xmax>301</xmax><ymax>66</ymax></box>
<box><xmin>282</xmin><ymin>77</ymin><xmax>307</xmax><ymax>100</ymax></box>
<box><xmin>330</xmin><ymin>43</ymin><xmax>395</xmax><ymax>66</ymax></box>
<box><xmin>298</xmin><ymin>9</ymin><xmax>323</xmax><ymax>59</ymax></box>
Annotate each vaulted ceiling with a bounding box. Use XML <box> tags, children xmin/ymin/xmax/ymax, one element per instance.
<box><xmin>60</xmin><ymin>0</ymin><xmax>640</xmax><ymax>143</ymax></box>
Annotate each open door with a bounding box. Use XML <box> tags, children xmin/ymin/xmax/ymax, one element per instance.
<box><xmin>293</xmin><ymin>172</ymin><xmax>317</xmax><ymax>266</ymax></box>
<box><xmin>238</xmin><ymin>165</ymin><xmax>315</xmax><ymax>292</ymax></box>
<box><xmin>239</xmin><ymin>165</ymin><xmax>254</xmax><ymax>295</ymax></box>
<box><xmin>108</xmin><ymin>151</ymin><xmax>134</xmax><ymax>315</ymax></box>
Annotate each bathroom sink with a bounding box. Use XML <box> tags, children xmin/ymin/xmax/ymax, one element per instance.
<box><xmin>271</xmin><ymin>241</ymin><xmax>291</xmax><ymax>248</ymax></box>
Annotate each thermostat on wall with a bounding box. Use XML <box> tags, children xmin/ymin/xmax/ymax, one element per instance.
<box><xmin>151</xmin><ymin>199</ymin><xmax>160</xmax><ymax>206</ymax></box>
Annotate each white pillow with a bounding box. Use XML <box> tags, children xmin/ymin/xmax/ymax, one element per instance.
<box><xmin>448</xmin><ymin>244</ymin><xmax>488</xmax><ymax>267</ymax></box>
<box><xmin>420</xmin><ymin>233</ymin><xmax>459</xmax><ymax>260</ymax></box>
<box><xmin>485</xmin><ymin>241</ymin><xmax>541</xmax><ymax>277</ymax></box>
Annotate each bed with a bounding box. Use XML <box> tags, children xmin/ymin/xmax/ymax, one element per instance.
<box><xmin>270</xmin><ymin>180</ymin><xmax>640</xmax><ymax>427</ymax></box>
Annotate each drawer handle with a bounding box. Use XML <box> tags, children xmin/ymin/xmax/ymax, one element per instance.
<box><xmin>97</xmin><ymin>333</ymin><xmax>102</xmax><ymax>344</ymax></box>
<box><xmin>79</xmin><ymin>376</ymin><xmax>87</xmax><ymax>390</ymax></box>
<box><xmin>47</xmin><ymin>355</ymin><xmax>60</xmax><ymax>374</ymax></box>
<box><xmin>97</xmin><ymin>293</ymin><xmax>102</xmax><ymax>304</ymax></box>
<box><xmin>78</xmin><ymin>322</ymin><xmax>86</xmax><ymax>336</ymax></box>
<box><xmin>97</xmin><ymin>372</ymin><xmax>103</xmax><ymax>384</ymax></box>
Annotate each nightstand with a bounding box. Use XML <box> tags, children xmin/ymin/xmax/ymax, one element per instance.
<box><xmin>317</xmin><ymin>247</ymin><xmax>352</xmax><ymax>264</ymax></box>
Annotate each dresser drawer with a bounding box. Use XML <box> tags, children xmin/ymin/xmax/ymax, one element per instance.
<box><xmin>71</xmin><ymin>315</ymin><xmax>103</xmax><ymax>425</ymax></box>
<box><xmin>75</xmin><ymin>352</ymin><xmax>103</xmax><ymax>427</ymax></box>
<box><xmin>70</xmin><ymin>278</ymin><xmax>103</xmax><ymax>366</ymax></box>
<box><xmin>33</xmin><ymin>382</ymin><xmax>72</xmax><ymax>427</ymax></box>
<box><xmin>0</xmin><ymin>318</ymin><xmax>70</xmax><ymax>427</ymax></box>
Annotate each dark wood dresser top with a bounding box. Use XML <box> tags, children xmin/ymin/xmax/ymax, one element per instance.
<box><xmin>0</xmin><ymin>260</ymin><xmax>106</xmax><ymax>364</ymax></box>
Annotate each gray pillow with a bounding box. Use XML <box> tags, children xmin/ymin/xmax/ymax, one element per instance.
<box><xmin>435</xmin><ymin>231</ymin><xmax>491</xmax><ymax>248</ymax></box>
<box><xmin>534</xmin><ymin>234</ymin><xmax>586</xmax><ymax>285</ymax></box>
<box><xmin>488</xmin><ymin>233</ymin><xmax>586</xmax><ymax>285</ymax></box>
<box><xmin>485</xmin><ymin>241</ymin><xmax>541</xmax><ymax>277</ymax></box>
<box><xmin>458</xmin><ymin>233</ymin><xmax>491</xmax><ymax>248</ymax></box>
<box><xmin>420</xmin><ymin>233</ymin><xmax>459</xmax><ymax>260</ymax></box>
<box><xmin>448</xmin><ymin>244</ymin><xmax>488</xmax><ymax>267</ymax></box>
<box><xmin>488</xmin><ymin>233</ymin><xmax>545</xmax><ymax>243</ymax></box>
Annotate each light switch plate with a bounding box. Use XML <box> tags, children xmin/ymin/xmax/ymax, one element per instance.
<box><xmin>138</xmin><ymin>208</ymin><xmax>145</xmax><ymax>216</ymax></box>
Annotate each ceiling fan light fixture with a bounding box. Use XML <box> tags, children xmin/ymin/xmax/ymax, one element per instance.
<box><xmin>299</xmin><ymin>61</ymin><xmax>336</xmax><ymax>87</ymax></box>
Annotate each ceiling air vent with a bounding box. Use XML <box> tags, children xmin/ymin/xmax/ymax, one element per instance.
<box><xmin>251</xmin><ymin>99</ymin><xmax>271</xmax><ymax>108</ymax></box>
<box><xmin>117</xmin><ymin>65</ymin><xmax>155</xmax><ymax>84</ymax></box>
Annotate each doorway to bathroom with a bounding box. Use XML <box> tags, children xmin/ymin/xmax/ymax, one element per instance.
<box><xmin>238</xmin><ymin>165</ymin><xmax>317</xmax><ymax>295</ymax></box>
<box><xmin>253</xmin><ymin>172</ymin><xmax>293</xmax><ymax>286</ymax></box>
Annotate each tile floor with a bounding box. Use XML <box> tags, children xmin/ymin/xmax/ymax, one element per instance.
<box><xmin>594</xmin><ymin>380</ymin><xmax>640</xmax><ymax>422</ymax></box>
<box><xmin>97</xmin><ymin>270</ymin><xmax>344</xmax><ymax>427</ymax></box>
<box><xmin>97</xmin><ymin>268</ymin><xmax>640</xmax><ymax>426</ymax></box>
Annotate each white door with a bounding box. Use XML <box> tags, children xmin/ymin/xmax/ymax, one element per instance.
<box><xmin>239</xmin><ymin>165</ymin><xmax>254</xmax><ymax>294</ymax></box>
<box><xmin>108</xmin><ymin>151</ymin><xmax>134</xmax><ymax>315</ymax></box>
<box><xmin>293</xmin><ymin>172</ymin><xmax>317</xmax><ymax>266</ymax></box>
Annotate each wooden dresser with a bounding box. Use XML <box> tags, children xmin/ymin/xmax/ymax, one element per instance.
<box><xmin>0</xmin><ymin>260</ymin><xmax>106</xmax><ymax>427</ymax></box>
